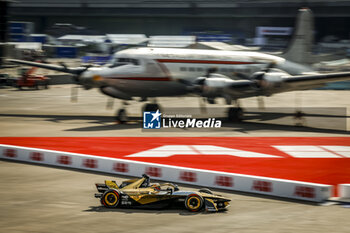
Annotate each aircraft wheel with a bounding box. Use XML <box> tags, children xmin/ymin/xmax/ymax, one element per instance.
<box><xmin>143</xmin><ymin>103</ymin><xmax>160</xmax><ymax>112</ymax></box>
<box><xmin>227</xmin><ymin>107</ymin><xmax>244</xmax><ymax>122</ymax></box>
<box><xmin>115</xmin><ymin>109</ymin><xmax>128</xmax><ymax>123</ymax></box>
<box><xmin>185</xmin><ymin>194</ymin><xmax>204</xmax><ymax>212</ymax></box>
<box><xmin>101</xmin><ymin>190</ymin><xmax>120</xmax><ymax>208</ymax></box>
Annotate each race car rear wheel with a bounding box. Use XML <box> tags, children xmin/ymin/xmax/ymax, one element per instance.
<box><xmin>185</xmin><ymin>194</ymin><xmax>203</xmax><ymax>212</ymax></box>
<box><xmin>101</xmin><ymin>190</ymin><xmax>120</xmax><ymax>208</ymax></box>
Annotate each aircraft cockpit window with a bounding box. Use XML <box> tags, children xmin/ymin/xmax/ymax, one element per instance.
<box><xmin>117</xmin><ymin>58</ymin><xmax>139</xmax><ymax>65</ymax></box>
<box><xmin>108</xmin><ymin>58</ymin><xmax>140</xmax><ymax>68</ymax></box>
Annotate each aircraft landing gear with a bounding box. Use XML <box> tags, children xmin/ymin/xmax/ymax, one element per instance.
<box><xmin>115</xmin><ymin>109</ymin><xmax>128</xmax><ymax>123</ymax></box>
<box><xmin>115</xmin><ymin>101</ymin><xmax>129</xmax><ymax>123</ymax></box>
<box><xmin>142</xmin><ymin>103</ymin><xmax>161</xmax><ymax>112</ymax></box>
<box><xmin>115</xmin><ymin>101</ymin><xmax>162</xmax><ymax>124</ymax></box>
<box><xmin>226</xmin><ymin>99</ymin><xmax>244</xmax><ymax>122</ymax></box>
<box><xmin>227</xmin><ymin>107</ymin><xmax>244</xmax><ymax>122</ymax></box>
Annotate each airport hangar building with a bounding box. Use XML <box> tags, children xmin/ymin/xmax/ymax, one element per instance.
<box><xmin>6</xmin><ymin>0</ymin><xmax>350</xmax><ymax>42</ymax></box>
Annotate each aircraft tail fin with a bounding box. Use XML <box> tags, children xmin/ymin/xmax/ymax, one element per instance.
<box><xmin>283</xmin><ymin>8</ymin><xmax>314</xmax><ymax>64</ymax></box>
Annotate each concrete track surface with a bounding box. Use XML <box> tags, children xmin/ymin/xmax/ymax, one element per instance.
<box><xmin>1</xmin><ymin>160</ymin><xmax>350</xmax><ymax>233</ymax></box>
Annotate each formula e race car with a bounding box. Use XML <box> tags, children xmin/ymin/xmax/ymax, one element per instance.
<box><xmin>94</xmin><ymin>174</ymin><xmax>230</xmax><ymax>212</ymax></box>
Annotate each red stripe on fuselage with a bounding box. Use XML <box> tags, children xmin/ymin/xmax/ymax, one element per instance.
<box><xmin>106</xmin><ymin>77</ymin><xmax>171</xmax><ymax>81</ymax></box>
<box><xmin>156</xmin><ymin>59</ymin><xmax>260</xmax><ymax>65</ymax></box>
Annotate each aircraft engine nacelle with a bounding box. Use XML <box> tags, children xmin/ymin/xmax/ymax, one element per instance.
<box><xmin>251</xmin><ymin>70</ymin><xmax>290</xmax><ymax>95</ymax></box>
<box><xmin>261</xmin><ymin>72</ymin><xmax>284</xmax><ymax>88</ymax></box>
<box><xmin>100</xmin><ymin>86</ymin><xmax>132</xmax><ymax>100</ymax></box>
<box><xmin>197</xmin><ymin>74</ymin><xmax>233</xmax><ymax>98</ymax></box>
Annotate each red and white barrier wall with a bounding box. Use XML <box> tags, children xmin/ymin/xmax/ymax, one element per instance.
<box><xmin>338</xmin><ymin>184</ymin><xmax>350</xmax><ymax>198</ymax></box>
<box><xmin>0</xmin><ymin>144</ymin><xmax>332</xmax><ymax>202</ymax></box>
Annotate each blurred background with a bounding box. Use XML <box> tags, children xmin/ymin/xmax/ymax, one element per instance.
<box><xmin>1</xmin><ymin>0</ymin><xmax>350</xmax><ymax>56</ymax></box>
<box><xmin>1</xmin><ymin>0</ymin><xmax>350</xmax><ymax>87</ymax></box>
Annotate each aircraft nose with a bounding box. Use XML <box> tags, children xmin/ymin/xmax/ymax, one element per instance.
<box><xmin>80</xmin><ymin>72</ymin><xmax>106</xmax><ymax>88</ymax></box>
<box><xmin>92</xmin><ymin>75</ymin><xmax>103</xmax><ymax>82</ymax></box>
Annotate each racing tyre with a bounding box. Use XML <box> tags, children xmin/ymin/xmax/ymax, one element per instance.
<box><xmin>185</xmin><ymin>194</ymin><xmax>204</xmax><ymax>212</ymax></box>
<box><xmin>101</xmin><ymin>190</ymin><xmax>120</xmax><ymax>208</ymax></box>
<box><xmin>198</xmin><ymin>188</ymin><xmax>213</xmax><ymax>194</ymax></box>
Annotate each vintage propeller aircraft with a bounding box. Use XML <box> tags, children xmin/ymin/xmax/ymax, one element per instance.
<box><xmin>7</xmin><ymin>8</ymin><xmax>350</xmax><ymax>122</ymax></box>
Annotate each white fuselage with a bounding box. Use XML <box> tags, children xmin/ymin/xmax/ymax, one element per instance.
<box><xmin>81</xmin><ymin>47</ymin><xmax>313</xmax><ymax>98</ymax></box>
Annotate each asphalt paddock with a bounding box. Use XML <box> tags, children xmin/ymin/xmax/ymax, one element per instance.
<box><xmin>1</xmin><ymin>85</ymin><xmax>350</xmax><ymax>232</ymax></box>
<box><xmin>0</xmin><ymin>85</ymin><xmax>349</xmax><ymax>136</ymax></box>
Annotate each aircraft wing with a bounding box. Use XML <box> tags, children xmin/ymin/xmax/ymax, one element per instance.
<box><xmin>280</xmin><ymin>72</ymin><xmax>350</xmax><ymax>91</ymax></box>
<box><xmin>221</xmin><ymin>71</ymin><xmax>350</xmax><ymax>99</ymax></box>
<box><xmin>7</xmin><ymin>59</ymin><xmax>86</xmax><ymax>75</ymax></box>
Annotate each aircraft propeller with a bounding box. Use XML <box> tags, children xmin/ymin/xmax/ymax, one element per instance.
<box><xmin>59</xmin><ymin>62</ymin><xmax>94</xmax><ymax>103</ymax></box>
<box><xmin>177</xmin><ymin>67</ymin><xmax>217</xmax><ymax>94</ymax></box>
<box><xmin>70</xmin><ymin>86</ymin><xmax>79</xmax><ymax>103</ymax></box>
<box><xmin>178</xmin><ymin>62</ymin><xmax>277</xmax><ymax>109</ymax></box>
<box><xmin>199</xmin><ymin>97</ymin><xmax>207</xmax><ymax>113</ymax></box>
<box><xmin>106</xmin><ymin>97</ymin><xmax>115</xmax><ymax>110</ymax></box>
<box><xmin>234</xmin><ymin>61</ymin><xmax>277</xmax><ymax>109</ymax></box>
<box><xmin>64</xmin><ymin>63</ymin><xmax>117</xmax><ymax>109</ymax></box>
<box><xmin>235</xmin><ymin>61</ymin><xmax>277</xmax><ymax>81</ymax></box>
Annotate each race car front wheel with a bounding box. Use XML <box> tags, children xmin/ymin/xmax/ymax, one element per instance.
<box><xmin>185</xmin><ymin>194</ymin><xmax>204</xmax><ymax>212</ymax></box>
<box><xmin>101</xmin><ymin>190</ymin><xmax>120</xmax><ymax>208</ymax></box>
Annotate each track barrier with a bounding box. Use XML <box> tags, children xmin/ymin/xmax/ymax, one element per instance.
<box><xmin>0</xmin><ymin>144</ymin><xmax>332</xmax><ymax>202</ymax></box>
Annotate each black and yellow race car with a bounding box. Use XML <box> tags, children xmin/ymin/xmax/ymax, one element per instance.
<box><xmin>94</xmin><ymin>174</ymin><xmax>230</xmax><ymax>212</ymax></box>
